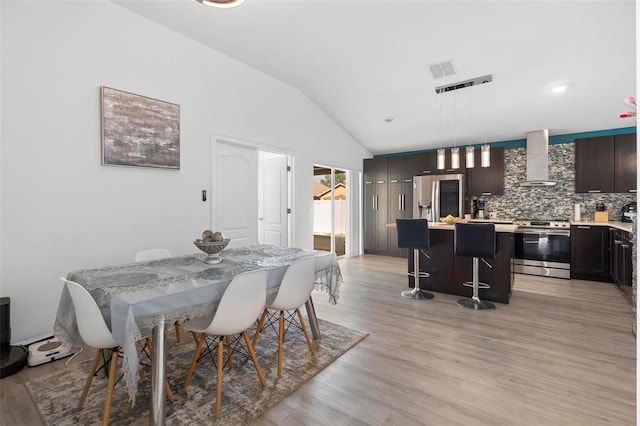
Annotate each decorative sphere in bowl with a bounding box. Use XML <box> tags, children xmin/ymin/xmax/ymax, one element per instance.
<box><xmin>194</xmin><ymin>239</ymin><xmax>230</xmax><ymax>264</ymax></box>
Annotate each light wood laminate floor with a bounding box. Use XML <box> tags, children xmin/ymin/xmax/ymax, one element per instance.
<box><xmin>1</xmin><ymin>254</ymin><xmax>636</xmax><ymax>425</ymax></box>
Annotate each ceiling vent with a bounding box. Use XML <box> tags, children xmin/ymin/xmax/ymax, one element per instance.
<box><xmin>435</xmin><ymin>74</ymin><xmax>493</xmax><ymax>94</ymax></box>
<box><xmin>428</xmin><ymin>60</ymin><xmax>456</xmax><ymax>79</ymax></box>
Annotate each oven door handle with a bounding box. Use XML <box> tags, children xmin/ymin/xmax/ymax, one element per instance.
<box><xmin>517</xmin><ymin>230</ymin><xmax>571</xmax><ymax>237</ymax></box>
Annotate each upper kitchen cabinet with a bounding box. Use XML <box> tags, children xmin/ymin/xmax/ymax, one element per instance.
<box><xmin>387</xmin><ymin>156</ymin><xmax>414</xmax><ymax>183</ymax></box>
<box><xmin>614</xmin><ymin>133</ymin><xmax>637</xmax><ymax>193</ymax></box>
<box><xmin>467</xmin><ymin>147</ymin><xmax>505</xmax><ymax>196</ymax></box>
<box><xmin>411</xmin><ymin>151</ymin><xmax>438</xmax><ymax>176</ymax></box>
<box><xmin>574</xmin><ymin>136</ymin><xmax>614</xmax><ymax>193</ymax></box>
<box><xmin>363</xmin><ymin>158</ymin><xmax>388</xmax><ymax>184</ymax></box>
<box><xmin>575</xmin><ymin>133</ymin><xmax>636</xmax><ymax>193</ymax></box>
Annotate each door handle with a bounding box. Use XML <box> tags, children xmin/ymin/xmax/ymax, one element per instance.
<box><xmin>398</xmin><ymin>194</ymin><xmax>402</xmax><ymax>211</ymax></box>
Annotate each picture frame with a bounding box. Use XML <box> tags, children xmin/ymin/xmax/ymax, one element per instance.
<box><xmin>101</xmin><ymin>86</ymin><xmax>180</xmax><ymax>169</ymax></box>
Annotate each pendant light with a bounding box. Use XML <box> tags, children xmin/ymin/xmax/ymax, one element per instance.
<box><xmin>437</xmin><ymin>94</ymin><xmax>445</xmax><ymax>169</ymax></box>
<box><xmin>437</xmin><ymin>148</ymin><xmax>446</xmax><ymax>169</ymax></box>
<box><xmin>450</xmin><ymin>92</ymin><xmax>460</xmax><ymax>169</ymax></box>
<box><xmin>465</xmin><ymin>90</ymin><xmax>475</xmax><ymax>168</ymax></box>
<box><xmin>466</xmin><ymin>145</ymin><xmax>475</xmax><ymax>168</ymax></box>
<box><xmin>450</xmin><ymin>147</ymin><xmax>460</xmax><ymax>169</ymax></box>
<box><xmin>196</xmin><ymin>0</ymin><xmax>247</xmax><ymax>8</ymax></box>
<box><xmin>481</xmin><ymin>144</ymin><xmax>490</xmax><ymax>167</ymax></box>
<box><xmin>481</xmin><ymin>84</ymin><xmax>491</xmax><ymax>167</ymax></box>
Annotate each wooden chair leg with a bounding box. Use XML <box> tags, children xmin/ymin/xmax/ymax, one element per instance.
<box><xmin>296</xmin><ymin>308</ymin><xmax>316</xmax><ymax>356</ymax></box>
<box><xmin>165</xmin><ymin>380</ymin><xmax>174</xmax><ymax>401</ymax></box>
<box><xmin>242</xmin><ymin>331</ymin><xmax>266</xmax><ymax>387</ymax></box>
<box><xmin>225</xmin><ymin>335</ymin><xmax>233</xmax><ymax>368</ymax></box>
<box><xmin>181</xmin><ymin>334</ymin><xmax>205</xmax><ymax>394</ymax></box>
<box><xmin>252</xmin><ymin>309</ymin><xmax>268</xmax><ymax>347</ymax></box>
<box><xmin>174</xmin><ymin>323</ymin><xmax>181</xmax><ymax>342</ymax></box>
<box><xmin>215</xmin><ymin>338</ymin><xmax>224</xmax><ymax>420</ymax></box>
<box><xmin>191</xmin><ymin>331</ymin><xmax>199</xmax><ymax>345</ymax></box>
<box><xmin>278</xmin><ymin>311</ymin><xmax>284</xmax><ymax>376</ymax></box>
<box><xmin>77</xmin><ymin>349</ymin><xmax>103</xmax><ymax>411</ymax></box>
<box><xmin>102</xmin><ymin>349</ymin><xmax>119</xmax><ymax>426</ymax></box>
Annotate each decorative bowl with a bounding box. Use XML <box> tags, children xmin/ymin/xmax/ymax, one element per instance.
<box><xmin>194</xmin><ymin>239</ymin><xmax>230</xmax><ymax>264</ymax></box>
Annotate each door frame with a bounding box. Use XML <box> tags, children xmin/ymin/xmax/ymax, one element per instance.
<box><xmin>210</xmin><ymin>132</ymin><xmax>293</xmax><ymax>247</ymax></box>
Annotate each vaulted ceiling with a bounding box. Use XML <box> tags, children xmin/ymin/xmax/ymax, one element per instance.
<box><xmin>115</xmin><ymin>0</ymin><xmax>636</xmax><ymax>155</ymax></box>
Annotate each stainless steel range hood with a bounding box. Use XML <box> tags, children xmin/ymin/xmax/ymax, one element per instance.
<box><xmin>520</xmin><ymin>129</ymin><xmax>557</xmax><ymax>187</ymax></box>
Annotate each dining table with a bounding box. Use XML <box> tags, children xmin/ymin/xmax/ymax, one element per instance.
<box><xmin>54</xmin><ymin>244</ymin><xmax>342</xmax><ymax>426</ymax></box>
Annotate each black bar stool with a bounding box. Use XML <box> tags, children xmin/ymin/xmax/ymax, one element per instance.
<box><xmin>454</xmin><ymin>222</ymin><xmax>496</xmax><ymax>310</ymax></box>
<box><xmin>396</xmin><ymin>219</ymin><xmax>434</xmax><ymax>300</ymax></box>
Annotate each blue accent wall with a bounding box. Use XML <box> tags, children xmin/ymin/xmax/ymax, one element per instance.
<box><xmin>374</xmin><ymin>126</ymin><xmax>636</xmax><ymax>158</ymax></box>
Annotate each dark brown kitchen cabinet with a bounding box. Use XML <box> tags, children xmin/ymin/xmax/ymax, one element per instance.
<box><xmin>614</xmin><ymin>133</ymin><xmax>637</xmax><ymax>193</ymax></box>
<box><xmin>575</xmin><ymin>133</ymin><xmax>636</xmax><ymax>194</ymax></box>
<box><xmin>575</xmin><ymin>136</ymin><xmax>615</xmax><ymax>193</ymax></box>
<box><xmin>412</xmin><ymin>151</ymin><xmax>438</xmax><ymax>175</ymax></box>
<box><xmin>363</xmin><ymin>158</ymin><xmax>388</xmax><ymax>185</ymax></box>
<box><xmin>609</xmin><ymin>228</ymin><xmax>633</xmax><ymax>302</ymax></box>
<box><xmin>467</xmin><ymin>147</ymin><xmax>505</xmax><ymax>196</ymax></box>
<box><xmin>363</xmin><ymin>181</ymin><xmax>388</xmax><ymax>254</ymax></box>
<box><xmin>570</xmin><ymin>225</ymin><xmax>611</xmax><ymax>281</ymax></box>
<box><xmin>378</xmin><ymin>156</ymin><xmax>414</xmax><ymax>257</ymax></box>
<box><xmin>387</xmin><ymin>182</ymin><xmax>413</xmax><ymax>257</ymax></box>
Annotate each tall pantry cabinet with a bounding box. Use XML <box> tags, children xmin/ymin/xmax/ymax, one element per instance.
<box><xmin>363</xmin><ymin>158</ymin><xmax>388</xmax><ymax>254</ymax></box>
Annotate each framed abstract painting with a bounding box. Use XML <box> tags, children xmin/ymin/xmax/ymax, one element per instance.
<box><xmin>101</xmin><ymin>86</ymin><xmax>180</xmax><ymax>169</ymax></box>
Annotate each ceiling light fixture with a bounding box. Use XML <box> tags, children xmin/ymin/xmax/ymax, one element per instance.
<box><xmin>196</xmin><ymin>0</ymin><xmax>247</xmax><ymax>8</ymax></box>
<box><xmin>549</xmin><ymin>82</ymin><xmax>568</xmax><ymax>94</ymax></box>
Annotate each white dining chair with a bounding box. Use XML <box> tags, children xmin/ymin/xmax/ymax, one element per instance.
<box><xmin>252</xmin><ymin>255</ymin><xmax>319</xmax><ymax>376</ymax></box>
<box><xmin>180</xmin><ymin>268</ymin><xmax>268</xmax><ymax>420</ymax></box>
<box><xmin>61</xmin><ymin>278</ymin><xmax>173</xmax><ymax>426</ymax></box>
<box><xmin>134</xmin><ymin>248</ymin><xmax>172</xmax><ymax>262</ymax></box>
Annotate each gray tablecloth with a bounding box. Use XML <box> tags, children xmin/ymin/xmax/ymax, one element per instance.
<box><xmin>54</xmin><ymin>244</ymin><xmax>341</xmax><ymax>404</ymax></box>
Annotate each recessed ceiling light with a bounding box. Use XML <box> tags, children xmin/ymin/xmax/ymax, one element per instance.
<box><xmin>384</xmin><ymin>117</ymin><xmax>394</xmax><ymax>123</ymax></box>
<box><xmin>549</xmin><ymin>83</ymin><xmax>568</xmax><ymax>94</ymax></box>
<box><xmin>196</xmin><ymin>0</ymin><xmax>247</xmax><ymax>8</ymax></box>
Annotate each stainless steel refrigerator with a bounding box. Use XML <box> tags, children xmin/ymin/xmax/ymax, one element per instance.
<box><xmin>413</xmin><ymin>173</ymin><xmax>464</xmax><ymax>221</ymax></box>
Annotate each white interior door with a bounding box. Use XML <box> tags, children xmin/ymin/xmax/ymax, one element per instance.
<box><xmin>258</xmin><ymin>153</ymin><xmax>288</xmax><ymax>246</ymax></box>
<box><xmin>215</xmin><ymin>141</ymin><xmax>258</xmax><ymax>247</ymax></box>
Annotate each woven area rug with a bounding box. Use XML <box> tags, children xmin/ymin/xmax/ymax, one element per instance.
<box><xmin>25</xmin><ymin>318</ymin><xmax>367</xmax><ymax>425</ymax></box>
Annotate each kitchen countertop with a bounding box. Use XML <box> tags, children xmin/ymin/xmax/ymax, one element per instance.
<box><xmin>388</xmin><ymin>220</ymin><xmax>633</xmax><ymax>233</ymax></box>
<box><xmin>428</xmin><ymin>222</ymin><xmax>519</xmax><ymax>233</ymax></box>
<box><xmin>571</xmin><ymin>220</ymin><xmax>633</xmax><ymax>232</ymax></box>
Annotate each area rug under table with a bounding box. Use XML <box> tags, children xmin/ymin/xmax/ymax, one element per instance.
<box><xmin>25</xmin><ymin>318</ymin><xmax>367</xmax><ymax>425</ymax></box>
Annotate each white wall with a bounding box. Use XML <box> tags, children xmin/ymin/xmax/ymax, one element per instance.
<box><xmin>0</xmin><ymin>0</ymin><xmax>371</xmax><ymax>342</ymax></box>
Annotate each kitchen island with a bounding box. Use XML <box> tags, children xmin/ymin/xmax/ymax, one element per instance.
<box><xmin>407</xmin><ymin>222</ymin><xmax>517</xmax><ymax>304</ymax></box>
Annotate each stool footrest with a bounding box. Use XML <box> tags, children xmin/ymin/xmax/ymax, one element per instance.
<box><xmin>408</xmin><ymin>272</ymin><xmax>430</xmax><ymax>279</ymax></box>
<box><xmin>462</xmin><ymin>281</ymin><xmax>490</xmax><ymax>289</ymax></box>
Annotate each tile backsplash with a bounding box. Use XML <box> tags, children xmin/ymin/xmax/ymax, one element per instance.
<box><xmin>485</xmin><ymin>143</ymin><xmax>636</xmax><ymax>220</ymax></box>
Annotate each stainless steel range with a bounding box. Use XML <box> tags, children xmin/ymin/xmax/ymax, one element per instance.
<box><xmin>513</xmin><ymin>219</ymin><xmax>571</xmax><ymax>279</ymax></box>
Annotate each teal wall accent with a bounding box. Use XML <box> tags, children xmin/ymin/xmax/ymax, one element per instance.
<box><xmin>374</xmin><ymin>126</ymin><xmax>636</xmax><ymax>158</ymax></box>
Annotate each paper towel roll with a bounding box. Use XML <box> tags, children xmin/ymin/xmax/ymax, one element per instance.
<box><xmin>574</xmin><ymin>204</ymin><xmax>581</xmax><ymax>221</ymax></box>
